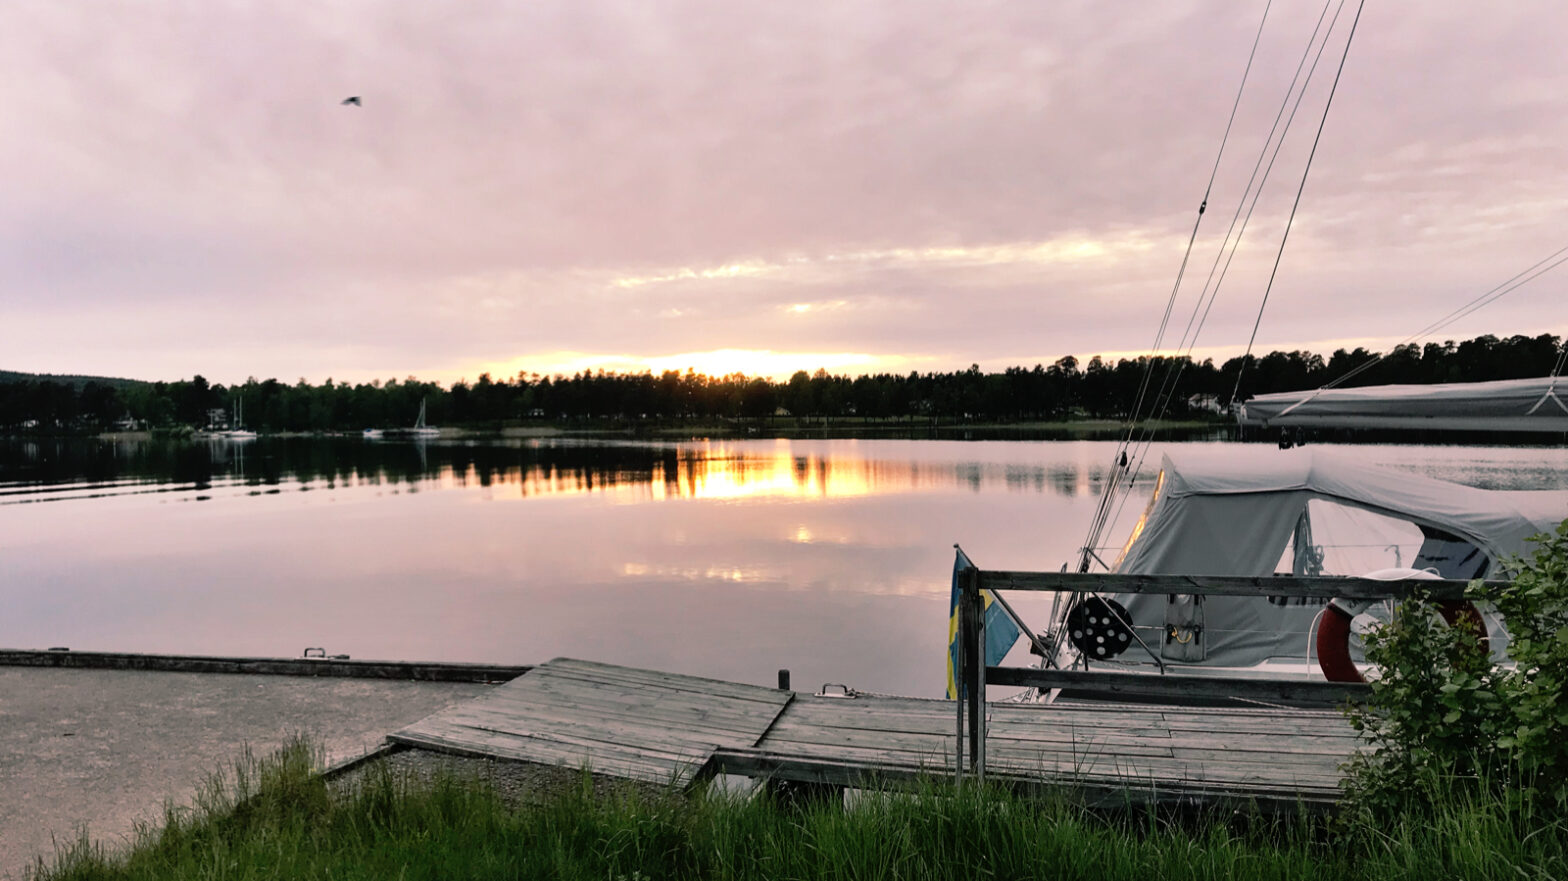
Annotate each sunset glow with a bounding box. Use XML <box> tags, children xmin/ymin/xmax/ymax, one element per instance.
<box><xmin>478</xmin><ymin>349</ymin><xmax>931</xmax><ymax>382</ymax></box>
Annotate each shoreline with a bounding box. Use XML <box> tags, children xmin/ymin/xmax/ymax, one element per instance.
<box><xmin>5</xmin><ymin>418</ymin><xmax>1231</xmax><ymax>444</ymax></box>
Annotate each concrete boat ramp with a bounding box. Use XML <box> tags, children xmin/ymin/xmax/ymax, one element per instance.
<box><xmin>393</xmin><ymin>658</ymin><xmax>1359</xmax><ymax>809</ymax></box>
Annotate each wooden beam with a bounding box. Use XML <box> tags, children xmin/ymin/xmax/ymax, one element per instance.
<box><xmin>976</xmin><ymin>571</ymin><xmax>1499</xmax><ymax>601</ymax></box>
<box><xmin>703</xmin><ymin>747</ymin><xmax>1338</xmax><ymax>813</ymax></box>
<box><xmin>962</xmin><ymin>565</ymin><xmax>985</xmax><ymax>775</ymax></box>
<box><xmin>986</xmin><ymin>667</ymin><xmax>1369</xmax><ymax>707</ymax></box>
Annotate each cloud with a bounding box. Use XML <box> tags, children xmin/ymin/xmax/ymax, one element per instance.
<box><xmin>1</xmin><ymin>1</ymin><xmax>1566</xmax><ymax>383</ymax></box>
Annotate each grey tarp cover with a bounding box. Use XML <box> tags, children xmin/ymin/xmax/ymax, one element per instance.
<box><xmin>1238</xmin><ymin>376</ymin><xmax>1568</xmax><ymax>432</ymax></box>
<box><xmin>1111</xmin><ymin>450</ymin><xmax>1568</xmax><ymax>667</ymax></box>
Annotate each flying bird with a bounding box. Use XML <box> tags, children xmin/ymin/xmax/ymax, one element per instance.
<box><xmin>341</xmin><ymin>96</ymin><xmax>362</xmax><ymax>106</ymax></box>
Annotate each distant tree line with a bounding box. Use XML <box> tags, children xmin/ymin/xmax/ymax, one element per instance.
<box><xmin>0</xmin><ymin>332</ymin><xmax>1561</xmax><ymax>434</ymax></box>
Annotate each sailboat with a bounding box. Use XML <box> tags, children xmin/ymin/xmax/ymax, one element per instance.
<box><xmin>385</xmin><ymin>398</ymin><xmax>439</xmax><ymax>438</ymax></box>
<box><xmin>1085</xmin><ymin>450</ymin><xmax>1565</xmax><ymax>679</ymax></box>
<box><xmin>1238</xmin><ymin>375</ymin><xmax>1568</xmax><ymax>433</ymax></box>
<box><xmin>220</xmin><ymin>399</ymin><xmax>258</xmax><ymax>440</ymax></box>
<box><xmin>408</xmin><ymin>398</ymin><xmax>439</xmax><ymax>438</ymax></box>
<box><xmin>965</xmin><ymin>6</ymin><xmax>1568</xmax><ymax>691</ymax></box>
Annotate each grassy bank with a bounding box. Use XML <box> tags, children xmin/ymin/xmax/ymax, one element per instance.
<box><xmin>36</xmin><ymin>742</ymin><xmax>1565</xmax><ymax>881</ymax></box>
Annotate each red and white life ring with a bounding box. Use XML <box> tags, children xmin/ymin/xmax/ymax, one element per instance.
<box><xmin>1316</xmin><ymin>568</ymin><xmax>1491</xmax><ymax>683</ymax></box>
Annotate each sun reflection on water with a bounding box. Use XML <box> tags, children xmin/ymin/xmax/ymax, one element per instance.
<box><xmin>468</xmin><ymin>444</ymin><xmax>950</xmax><ymax>503</ymax></box>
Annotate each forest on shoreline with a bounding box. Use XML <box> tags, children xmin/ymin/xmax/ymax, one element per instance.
<box><xmin>1</xmin><ymin>332</ymin><xmax>1561</xmax><ymax>434</ymax></box>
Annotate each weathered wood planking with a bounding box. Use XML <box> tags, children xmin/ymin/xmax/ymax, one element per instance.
<box><xmin>391</xmin><ymin>658</ymin><xmax>1361</xmax><ymax>807</ymax></box>
<box><xmin>747</xmin><ymin>693</ymin><xmax>1355</xmax><ymax>804</ymax></box>
<box><xmin>391</xmin><ymin>658</ymin><xmax>794</xmax><ymax>786</ymax></box>
<box><xmin>986</xmin><ymin>667</ymin><xmax>1370</xmax><ymax>706</ymax></box>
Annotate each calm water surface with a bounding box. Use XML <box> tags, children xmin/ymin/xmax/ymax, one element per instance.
<box><xmin>3</xmin><ymin>436</ymin><xmax>1566</xmax><ymax>697</ymax></box>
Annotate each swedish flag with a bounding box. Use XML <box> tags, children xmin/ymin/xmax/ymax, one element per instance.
<box><xmin>946</xmin><ymin>547</ymin><xmax>1021</xmax><ymax>700</ymax></box>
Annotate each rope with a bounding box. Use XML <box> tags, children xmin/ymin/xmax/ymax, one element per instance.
<box><xmin>1231</xmin><ymin>0</ymin><xmax>1368</xmax><ymax>405</ymax></box>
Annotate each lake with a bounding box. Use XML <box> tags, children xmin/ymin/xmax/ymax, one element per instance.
<box><xmin>3</xmin><ymin>436</ymin><xmax>1566</xmax><ymax>698</ymax></box>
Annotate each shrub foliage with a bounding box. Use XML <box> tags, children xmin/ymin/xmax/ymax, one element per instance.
<box><xmin>1347</xmin><ymin>519</ymin><xmax>1568</xmax><ymax>810</ymax></box>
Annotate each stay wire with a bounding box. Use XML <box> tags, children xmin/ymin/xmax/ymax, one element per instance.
<box><xmin>1118</xmin><ymin>0</ymin><xmax>1275</xmax><ymax>447</ymax></box>
<box><xmin>1135</xmin><ymin>0</ymin><xmax>1342</xmax><ymax>436</ymax></box>
<box><xmin>1100</xmin><ymin>0</ymin><xmax>1347</xmax><ymax>551</ymax></box>
<box><xmin>1319</xmin><ymin>244</ymin><xmax>1568</xmax><ymax>391</ymax></box>
<box><xmin>1077</xmin><ymin>0</ymin><xmax>1274</xmax><ymax>572</ymax></box>
<box><xmin>1169</xmin><ymin>0</ymin><xmax>1337</xmax><ymax>361</ymax></box>
<box><xmin>1230</xmin><ymin>0</ymin><xmax>1369</xmax><ymax>406</ymax></box>
<box><xmin>1113</xmin><ymin>1</ymin><xmax>1352</xmax><ymax>543</ymax></box>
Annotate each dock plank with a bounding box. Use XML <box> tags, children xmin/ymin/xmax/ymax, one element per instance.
<box><xmin>472</xmin><ymin>686</ymin><xmax>783</xmax><ymax>736</ymax></box>
<box><xmin>438</xmin><ymin>697</ymin><xmax>774</xmax><ymax>745</ymax></box>
<box><xmin>545</xmin><ymin>658</ymin><xmax>792</xmax><ymax>704</ymax></box>
<box><xmin>392</xmin><ymin>725</ymin><xmax>686</xmax><ymax>782</ymax></box>
<box><xmin>727</xmin><ymin>738</ymin><xmax>1344</xmax><ymax>792</ymax></box>
<box><xmin>757</xmin><ymin>689</ymin><xmax>1359</xmax><ymax>799</ymax></box>
<box><xmin>765</xmin><ymin>717</ymin><xmax>1180</xmax><ymax>757</ymax></box>
<box><xmin>393</xmin><ymin>658</ymin><xmax>1365</xmax><ymax>806</ymax></box>
<box><xmin>392</xmin><ymin>658</ymin><xmax>793</xmax><ymax>786</ymax></box>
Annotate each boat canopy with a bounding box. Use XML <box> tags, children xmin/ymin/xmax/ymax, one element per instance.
<box><xmin>1238</xmin><ymin>376</ymin><xmax>1568</xmax><ymax>433</ymax></box>
<box><xmin>1110</xmin><ymin>450</ymin><xmax>1568</xmax><ymax>668</ymax></box>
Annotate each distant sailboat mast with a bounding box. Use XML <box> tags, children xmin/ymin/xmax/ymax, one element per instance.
<box><xmin>387</xmin><ymin>396</ymin><xmax>442</xmax><ymax>435</ymax></box>
<box><xmin>222</xmin><ymin>397</ymin><xmax>257</xmax><ymax>440</ymax></box>
<box><xmin>411</xmin><ymin>397</ymin><xmax>439</xmax><ymax>437</ymax></box>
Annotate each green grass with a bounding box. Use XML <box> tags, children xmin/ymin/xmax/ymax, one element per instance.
<box><xmin>35</xmin><ymin>740</ymin><xmax>1566</xmax><ymax>881</ymax></box>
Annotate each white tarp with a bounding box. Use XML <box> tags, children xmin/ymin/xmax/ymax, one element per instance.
<box><xmin>1110</xmin><ymin>450</ymin><xmax>1568</xmax><ymax>667</ymax></box>
<box><xmin>1238</xmin><ymin>376</ymin><xmax>1568</xmax><ymax>432</ymax></box>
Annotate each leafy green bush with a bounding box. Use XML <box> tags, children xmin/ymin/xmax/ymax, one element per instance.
<box><xmin>1347</xmin><ymin>519</ymin><xmax>1568</xmax><ymax>811</ymax></box>
<box><xmin>1471</xmin><ymin>520</ymin><xmax>1568</xmax><ymax>791</ymax></box>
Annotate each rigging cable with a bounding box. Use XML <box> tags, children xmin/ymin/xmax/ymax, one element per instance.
<box><xmin>1310</xmin><ymin>243</ymin><xmax>1568</xmax><ymax>392</ymax></box>
<box><xmin>1230</xmin><ymin>0</ymin><xmax>1369</xmax><ymax>406</ymax></box>
<box><xmin>1140</xmin><ymin>0</ymin><xmax>1343</xmax><ymax>420</ymax></box>
<box><xmin>1258</xmin><ymin>245</ymin><xmax>1568</xmax><ymax>421</ymax></box>
<box><xmin>1099</xmin><ymin>0</ymin><xmax>1351</xmax><ymax>543</ymax></box>
<box><xmin>1169</xmin><ymin>0</ymin><xmax>1340</xmax><ymax>362</ymax></box>
<box><xmin>1118</xmin><ymin>0</ymin><xmax>1276</xmax><ymax>445</ymax></box>
<box><xmin>1074</xmin><ymin>2</ymin><xmax>1275</xmax><ymax>573</ymax></box>
<box><xmin>1081</xmin><ymin>0</ymin><xmax>1343</xmax><ymax>572</ymax></box>
<box><xmin>1058</xmin><ymin>1</ymin><xmax>1279</xmax><ymax>671</ymax></box>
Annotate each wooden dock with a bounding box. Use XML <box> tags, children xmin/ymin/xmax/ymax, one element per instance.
<box><xmin>392</xmin><ymin>658</ymin><xmax>1361</xmax><ymax>808</ymax></box>
<box><xmin>0</xmin><ymin>648</ymin><xmax>529</xmax><ymax>682</ymax></box>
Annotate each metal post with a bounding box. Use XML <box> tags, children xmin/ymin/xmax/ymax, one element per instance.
<box><xmin>777</xmin><ymin>669</ymin><xmax>790</xmax><ymax>691</ymax></box>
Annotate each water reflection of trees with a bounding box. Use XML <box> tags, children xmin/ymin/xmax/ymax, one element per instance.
<box><xmin>0</xmin><ymin>438</ymin><xmax>1133</xmax><ymax>501</ymax></box>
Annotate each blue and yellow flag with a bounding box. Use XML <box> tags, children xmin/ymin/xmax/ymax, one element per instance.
<box><xmin>946</xmin><ymin>547</ymin><xmax>1021</xmax><ymax>700</ymax></box>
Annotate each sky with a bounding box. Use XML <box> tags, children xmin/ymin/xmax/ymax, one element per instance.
<box><xmin>3</xmin><ymin>0</ymin><xmax>1565</xmax><ymax>386</ymax></box>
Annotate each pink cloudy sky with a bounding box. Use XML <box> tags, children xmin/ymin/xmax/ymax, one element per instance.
<box><xmin>3</xmin><ymin>1</ymin><xmax>1565</xmax><ymax>385</ymax></box>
